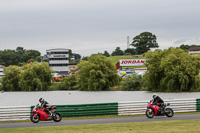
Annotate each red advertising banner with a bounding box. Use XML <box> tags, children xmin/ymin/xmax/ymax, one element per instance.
<box><xmin>119</xmin><ymin>59</ymin><xmax>146</xmax><ymax>66</ymax></box>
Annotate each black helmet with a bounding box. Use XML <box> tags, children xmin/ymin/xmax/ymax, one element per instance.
<box><xmin>152</xmin><ymin>93</ymin><xmax>157</xmax><ymax>99</ymax></box>
<box><xmin>39</xmin><ymin>98</ymin><xmax>44</xmax><ymax>103</ymax></box>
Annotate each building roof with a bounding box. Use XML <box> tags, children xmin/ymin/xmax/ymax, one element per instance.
<box><xmin>188</xmin><ymin>47</ymin><xmax>200</xmax><ymax>51</ymax></box>
<box><xmin>46</xmin><ymin>48</ymin><xmax>70</xmax><ymax>51</ymax></box>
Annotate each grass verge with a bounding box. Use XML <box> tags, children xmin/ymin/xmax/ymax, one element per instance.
<box><xmin>0</xmin><ymin>119</ymin><xmax>200</xmax><ymax>133</ymax></box>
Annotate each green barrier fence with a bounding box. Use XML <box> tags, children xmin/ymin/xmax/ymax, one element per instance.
<box><xmin>196</xmin><ymin>98</ymin><xmax>200</xmax><ymax>112</ymax></box>
<box><xmin>31</xmin><ymin>102</ymin><xmax>118</xmax><ymax>118</ymax></box>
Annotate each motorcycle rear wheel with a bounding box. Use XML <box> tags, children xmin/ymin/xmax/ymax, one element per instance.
<box><xmin>165</xmin><ymin>108</ymin><xmax>174</xmax><ymax>117</ymax></box>
<box><xmin>146</xmin><ymin>109</ymin><xmax>155</xmax><ymax>118</ymax></box>
<box><xmin>52</xmin><ymin>112</ymin><xmax>62</xmax><ymax>122</ymax></box>
<box><xmin>30</xmin><ymin>114</ymin><xmax>40</xmax><ymax>123</ymax></box>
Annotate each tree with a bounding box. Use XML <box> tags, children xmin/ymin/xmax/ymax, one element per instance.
<box><xmin>74</xmin><ymin>54</ymin><xmax>81</xmax><ymax>59</ymax></box>
<box><xmin>77</xmin><ymin>54</ymin><xmax>121</xmax><ymax>91</ymax></box>
<box><xmin>23</xmin><ymin>50</ymin><xmax>41</xmax><ymax>63</ymax></box>
<box><xmin>36</xmin><ymin>56</ymin><xmax>43</xmax><ymax>62</ymax></box>
<box><xmin>69</xmin><ymin>49</ymin><xmax>73</xmax><ymax>61</ymax></box>
<box><xmin>179</xmin><ymin>44</ymin><xmax>190</xmax><ymax>50</ymax></box>
<box><xmin>16</xmin><ymin>47</ymin><xmax>25</xmax><ymax>55</ymax></box>
<box><xmin>82</xmin><ymin>56</ymin><xmax>88</xmax><ymax>61</ymax></box>
<box><xmin>61</xmin><ymin>74</ymin><xmax>78</xmax><ymax>90</ymax></box>
<box><xmin>19</xmin><ymin>62</ymin><xmax>54</xmax><ymax>91</ymax></box>
<box><xmin>0</xmin><ymin>49</ymin><xmax>20</xmax><ymax>66</ymax></box>
<box><xmin>190</xmin><ymin>44</ymin><xmax>200</xmax><ymax>47</ymax></box>
<box><xmin>131</xmin><ymin>32</ymin><xmax>159</xmax><ymax>54</ymax></box>
<box><xmin>124</xmin><ymin>48</ymin><xmax>138</xmax><ymax>55</ymax></box>
<box><xmin>103</xmin><ymin>51</ymin><xmax>110</xmax><ymax>57</ymax></box>
<box><xmin>120</xmin><ymin>74</ymin><xmax>143</xmax><ymax>91</ymax></box>
<box><xmin>1</xmin><ymin>66</ymin><xmax>22</xmax><ymax>91</ymax></box>
<box><xmin>0</xmin><ymin>47</ymin><xmax>41</xmax><ymax>66</ymax></box>
<box><xmin>69</xmin><ymin>50</ymin><xmax>81</xmax><ymax>60</ymax></box>
<box><xmin>111</xmin><ymin>47</ymin><xmax>124</xmax><ymax>56</ymax></box>
<box><xmin>0</xmin><ymin>51</ymin><xmax>5</xmax><ymax>66</ymax></box>
<box><xmin>144</xmin><ymin>47</ymin><xmax>200</xmax><ymax>92</ymax></box>
<box><xmin>16</xmin><ymin>47</ymin><xmax>26</xmax><ymax>63</ymax></box>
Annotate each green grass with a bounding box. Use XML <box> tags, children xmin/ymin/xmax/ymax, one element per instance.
<box><xmin>1</xmin><ymin>119</ymin><xmax>200</xmax><ymax>133</ymax></box>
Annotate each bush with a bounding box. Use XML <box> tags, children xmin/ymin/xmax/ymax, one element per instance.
<box><xmin>78</xmin><ymin>54</ymin><xmax>121</xmax><ymax>91</ymax></box>
<box><xmin>0</xmin><ymin>84</ymin><xmax>3</xmax><ymax>91</ymax></box>
<box><xmin>144</xmin><ymin>47</ymin><xmax>200</xmax><ymax>92</ymax></box>
<box><xmin>61</xmin><ymin>74</ymin><xmax>79</xmax><ymax>90</ymax></box>
<box><xmin>1</xmin><ymin>66</ymin><xmax>22</xmax><ymax>91</ymax></box>
<box><xmin>120</xmin><ymin>74</ymin><xmax>143</xmax><ymax>91</ymax></box>
<box><xmin>48</xmin><ymin>83</ymin><xmax>64</xmax><ymax>91</ymax></box>
<box><xmin>124</xmin><ymin>53</ymin><xmax>131</xmax><ymax>55</ymax></box>
<box><xmin>48</xmin><ymin>74</ymin><xmax>79</xmax><ymax>91</ymax></box>
<box><xmin>19</xmin><ymin>62</ymin><xmax>53</xmax><ymax>91</ymax></box>
<box><xmin>2</xmin><ymin>62</ymin><xmax>54</xmax><ymax>91</ymax></box>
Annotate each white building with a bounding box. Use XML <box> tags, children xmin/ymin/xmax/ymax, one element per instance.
<box><xmin>46</xmin><ymin>48</ymin><xmax>70</xmax><ymax>75</ymax></box>
<box><xmin>0</xmin><ymin>65</ymin><xmax>4</xmax><ymax>79</ymax></box>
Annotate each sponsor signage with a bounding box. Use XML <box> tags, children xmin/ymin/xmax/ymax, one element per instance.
<box><xmin>119</xmin><ymin>59</ymin><xmax>146</xmax><ymax>66</ymax></box>
<box><xmin>54</xmin><ymin>55</ymin><xmax>66</xmax><ymax>58</ymax></box>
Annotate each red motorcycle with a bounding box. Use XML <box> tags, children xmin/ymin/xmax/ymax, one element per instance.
<box><xmin>30</xmin><ymin>104</ymin><xmax>62</xmax><ymax>123</ymax></box>
<box><xmin>146</xmin><ymin>101</ymin><xmax>174</xmax><ymax>118</ymax></box>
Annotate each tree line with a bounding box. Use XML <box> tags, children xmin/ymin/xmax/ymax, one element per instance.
<box><xmin>179</xmin><ymin>44</ymin><xmax>200</xmax><ymax>50</ymax></box>
<box><xmin>0</xmin><ymin>47</ymin><xmax>82</xmax><ymax>67</ymax></box>
<box><xmin>0</xmin><ymin>47</ymin><xmax>41</xmax><ymax>67</ymax></box>
<box><xmin>2</xmin><ymin>47</ymin><xmax>200</xmax><ymax>92</ymax></box>
<box><xmin>1</xmin><ymin>32</ymin><xmax>197</xmax><ymax>66</ymax></box>
<box><xmin>1</xmin><ymin>54</ymin><xmax>121</xmax><ymax>91</ymax></box>
<box><xmin>1</xmin><ymin>62</ymin><xmax>53</xmax><ymax>91</ymax></box>
<box><xmin>1</xmin><ymin>31</ymin><xmax>200</xmax><ymax>92</ymax></box>
<box><xmin>95</xmin><ymin>32</ymin><xmax>198</xmax><ymax>58</ymax></box>
<box><xmin>90</xmin><ymin>32</ymin><xmax>159</xmax><ymax>58</ymax></box>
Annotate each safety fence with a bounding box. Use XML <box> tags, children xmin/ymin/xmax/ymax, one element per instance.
<box><xmin>118</xmin><ymin>98</ymin><xmax>196</xmax><ymax>115</ymax></box>
<box><xmin>0</xmin><ymin>106</ymin><xmax>31</xmax><ymax>121</ymax></box>
<box><xmin>30</xmin><ymin>103</ymin><xmax>118</xmax><ymax>118</ymax></box>
<box><xmin>0</xmin><ymin>98</ymin><xmax>199</xmax><ymax>121</ymax></box>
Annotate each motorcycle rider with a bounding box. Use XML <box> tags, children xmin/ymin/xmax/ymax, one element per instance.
<box><xmin>152</xmin><ymin>93</ymin><xmax>164</xmax><ymax>113</ymax></box>
<box><xmin>39</xmin><ymin>98</ymin><xmax>52</xmax><ymax>116</ymax></box>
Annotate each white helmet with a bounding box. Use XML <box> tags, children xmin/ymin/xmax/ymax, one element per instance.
<box><xmin>152</xmin><ymin>93</ymin><xmax>157</xmax><ymax>99</ymax></box>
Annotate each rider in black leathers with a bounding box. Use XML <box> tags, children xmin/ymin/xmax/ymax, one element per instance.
<box><xmin>39</xmin><ymin>98</ymin><xmax>52</xmax><ymax>116</ymax></box>
<box><xmin>152</xmin><ymin>94</ymin><xmax>164</xmax><ymax>113</ymax></box>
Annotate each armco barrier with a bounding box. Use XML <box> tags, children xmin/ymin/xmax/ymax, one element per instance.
<box><xmin>0</xmin><ymin>98</ymin><xmax>199</xmax><ymax>121</ymax></box>
<box><xmin>30</xmin><ymin>102</ymin><xmax>118</xmax><ymax>118</ymax></box>
<box><xmin>54</xmin><ymin>103</ymin><xmax>118</xmax><ymax>117</ymax></box>
<box><xmin>196</xmin><ymin>98</ymin><xmax>200</xmax><ymax>111</ymax></box>
<box><xmin>0</xmin><ymin>106</ymin><xmax>31</xmax><ymax>121</ymax></box>
<box><xmin>118</xmin><ymin>98</ymin><xmax>196</xmax><ymax>115</ymax></box>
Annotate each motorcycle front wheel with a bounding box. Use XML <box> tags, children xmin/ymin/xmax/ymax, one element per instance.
<box><xmin>165</xmin><ymin>108</ymin><xmax>174</xmax><ymax>117</ymax></box>
<box><xmin>52</xmin><ymin>112</ymin><xmax>62</xmax><ymax>122</ymax></box>
<box><xmin>30</xmin><ymin>114</ymin><xmax>40</xmax><ymax>123</ymax></box>
<box><xmin>146</xmin><ymin>109</ymin><xmax>155</xmax><ymax>118</ymax></box>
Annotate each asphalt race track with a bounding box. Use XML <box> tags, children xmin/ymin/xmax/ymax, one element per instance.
<box><xmin>0</xmin><ymin>114</ymin><xmax>199</xmax><ymax>129</ymax></box>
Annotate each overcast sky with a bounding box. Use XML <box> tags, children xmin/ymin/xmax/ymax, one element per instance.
<box><xmin>0</xmin><ymin>0</ymin><xmax>200</xmax><ymax>56</ymax></box>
